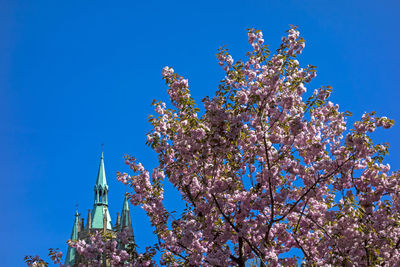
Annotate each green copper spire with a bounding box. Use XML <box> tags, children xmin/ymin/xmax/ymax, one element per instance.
<box><xmin>95</xmin><ymin>151</ymin><xmax>108</xmax><ymax>190</ymax></box>
<box><xmin>119</xmin><ymin>194</ymin><xmax>133</xmax><ymax>234</ymax></box>
<box><xmin>91</xmin><ymin>151</ymin><xmax>113</xmax><ymax>230</ymax></box>
<box><xmin>94</xmin><ymin>151</ymin><xmax>108</xmax><ymax>206</ymax></box>
<box><xmin>65</xmin><ymin>211</ymin><xmax>80</xmax><ymax>266</ymax></box>
<box><xmin>118</xmin><ymin>194</ymin><xmax>135</xmax><ymax>251</ymax></box>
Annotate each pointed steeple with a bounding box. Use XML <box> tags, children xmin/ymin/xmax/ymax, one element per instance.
<box><xmin>95</xmin><ymin>151</ymin><xmax>108</xmax><ymax>191</ymax></box>
<box><xmin>118</xmin><ymin>194</ymin><xmax>135</xmax><ymax>252</ymax></box>
<box><xmin>65</xmin><ymin>211</ymin><xmax>80</xmax><ymax>266</ymax></box>
<box><xmin>91</xmin><ymin>151</ymin><xmax>113</xmax><ymax>230</ymax></box>
<box><xmin>119</xmin><ymin>194</ymin><xmax>133</xmax><ymax>235</ymax></box>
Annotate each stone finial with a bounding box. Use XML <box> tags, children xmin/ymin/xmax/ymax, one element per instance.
<box><xmin>77</xmin><ymin>213</ymin><xmax>81</xmax><ymax>233</ymax></box>
<box><xmin>115</xmin><ymin>212</ymin><xmax>120</xmax><ymax>228</ymax></box>
<box><xmin>87</xmin><ymin>209</ymin><xmax>92</xmax><ymax>229</ymax></box>
<box><xmin>103</xmin><ymin>209</ymin><xmax>107</xmax><ymax>234</ymax></box>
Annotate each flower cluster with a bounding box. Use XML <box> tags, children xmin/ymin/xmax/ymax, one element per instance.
<box><xmin>134</xmin><ymin>26</ymin><xmax>400</xmax><ymax>266</ymax></box>
<box><xmin>24</xmin><ymin>248</ymin><xmax>63</xmax><ymax>267</ymax></box>
<box><xmin>67</xmin><ymin>229</ymin><xmax>155</xmax><ymax>267</ymax></box>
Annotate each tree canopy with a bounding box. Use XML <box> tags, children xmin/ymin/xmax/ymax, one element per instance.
<box><xmin>27</xmin><ymin>27</ymin><xmax>400</xmax><ymax>267</ymax></box>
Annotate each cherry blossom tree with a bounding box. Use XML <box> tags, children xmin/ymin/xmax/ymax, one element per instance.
<box><xmin>27</xmin><ymin>27</ymin><xmax>400</xmax><ymax>266</ymax></box>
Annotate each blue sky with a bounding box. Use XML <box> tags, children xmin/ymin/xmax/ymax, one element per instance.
<box><xmin>1</xmin><ymin>0</ymin><xmax>400</xmax><ymax>265</ymax></box>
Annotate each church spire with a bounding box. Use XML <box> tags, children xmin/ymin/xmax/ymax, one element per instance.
<box><xmin>64</xmin><ymin>211</ymin><xmax>80</xmax><ymax>266</ymax></box>
<box><xmin>95</xmin><ymin>151</ymin><xmax>108</xmax><ymax>192</ymax></box>
<box><xmin>91</xmin><ymin>151</ymin><xmax>112</xmax><ymax>230</ymax></box>
<box><xmin>120</xmin><ymin>194</ymin><xmax>134</xmax><ymax>235</ymax></box>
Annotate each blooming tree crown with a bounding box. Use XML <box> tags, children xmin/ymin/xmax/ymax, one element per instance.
<box><xmin>27</xmin><ymin>27</ymin><xmax>399</xmax><ymax>267</ymax></box>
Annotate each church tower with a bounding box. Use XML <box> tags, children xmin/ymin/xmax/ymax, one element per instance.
<box><xmin>65</xmin><ymin>151</ymin><xmax>135</xmax><ymax>266</ymax></box>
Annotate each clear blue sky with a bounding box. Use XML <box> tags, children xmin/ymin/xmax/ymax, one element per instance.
<box><xmin>1</xmin><ymin>0</ymin><xmax>399</xmax><ymax>266</ymax></box>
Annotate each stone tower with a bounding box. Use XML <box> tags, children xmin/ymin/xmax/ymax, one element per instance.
<box><xmin>64</xmin><ymin>152</ymin><xmax>135</xmax><ymax>266</ymax></box>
